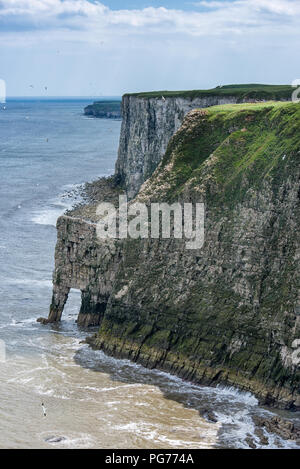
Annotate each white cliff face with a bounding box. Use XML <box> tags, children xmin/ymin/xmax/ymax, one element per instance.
<box><xmin>116</xmin><ymin>94</ymin><xmax>246</xmax><ymax>198</ymax></box>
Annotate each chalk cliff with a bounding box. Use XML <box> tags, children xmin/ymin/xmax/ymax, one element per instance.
<box><xmin>39</xmin><ymin>98</ymin><xmax>300</xmax><ymax>410</ymax></box>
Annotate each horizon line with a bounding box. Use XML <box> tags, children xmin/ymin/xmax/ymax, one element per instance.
<box><xmin>5</xmin><ymin>95</ymin><xmax>122</xmax><ymax>99</ymax></box>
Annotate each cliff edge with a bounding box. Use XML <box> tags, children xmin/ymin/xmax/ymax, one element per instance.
<box><xmin>40</xmin><ymin>100</ymin><xmax>300</xmax><ymax>410</ymax></box>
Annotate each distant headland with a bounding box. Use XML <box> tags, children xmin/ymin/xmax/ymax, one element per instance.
<box><xmin>84</xmin><ymin>100</ymin><xmax>121</xmax><ymax>118</ymax></box>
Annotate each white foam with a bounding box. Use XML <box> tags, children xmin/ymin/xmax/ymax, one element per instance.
<box><xmin>31</xmin><ymin>183</ymin><xmax>84</xmax><ymax>227</ymax></box>
<box><xmin>81</xmin><ymin>348</ymin><xmax>300</xmax><ymax>449</ymax></box>
<box><xmin>8</xmin><ymin>279</ymin><xmax>52</xmax><ymax>288</ymax></box>
<box><xmin>112</xmin><ymin>421</ymin><xmax>217</xmax><ymax>449</ymax></box>
<box><xmin>5</xmin><ymin>317</ymin><xmax>38</xmax><ymax>329</ymax></box>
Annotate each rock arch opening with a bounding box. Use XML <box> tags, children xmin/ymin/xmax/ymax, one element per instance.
<box><xmin>63</xmin><ymin>288</ymin><xmax>82</xmax><ymax>323</ymax></box>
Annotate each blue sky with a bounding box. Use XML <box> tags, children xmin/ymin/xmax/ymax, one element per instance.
<box><xmin>0</xmin><ymin>0</ymin><xmax>299</xmax><ymax>96</ymax></box>
<box><xmin>91</xmin><ymin>1</ymin><xmax>212</xmax><ymax>10</ymax></box>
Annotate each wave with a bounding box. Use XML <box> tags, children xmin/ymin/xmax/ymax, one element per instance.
<box><xmin>31</xmin><ymin>183</ymin><xmax>84</xmax><ymax>227</ymax></box>
<box><xmin>0</xmin><ymin>316</ymin><xmax>39</xmax><ymax>330</ymax></box>
<box><xmin>112</xmin><ymin>421</ymin><xmax>216</xmax><ymax>449</ymax></box>
<box><xmin>31</xmin><ymin>208</ymin><xmax>65</xmax><ymax>227</ymax></box>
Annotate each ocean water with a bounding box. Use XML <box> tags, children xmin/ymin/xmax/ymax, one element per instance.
<box><xmin>0</xmin><ymin>98</ymin><xmax>298</xmax><ymax>449</ymax></box>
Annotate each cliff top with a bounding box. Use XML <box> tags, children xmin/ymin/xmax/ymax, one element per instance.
<box><xmin>204</xmin><ymin>101</ymin><xmax>289</xmax><ymax>113</ymax></box>
<box><xmin>138</xmin><ymin>100</ymin><xmax>300</xmax><ymax>205</ymax></box>
<box><xmin>124</xmin><ymin>84</ymin><xmax>293</xmax><ymax>100</ymax></box>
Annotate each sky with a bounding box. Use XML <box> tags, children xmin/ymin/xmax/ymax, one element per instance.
<box><xmin>0</xmin><ymin>0</ymin><xmax>299</xmax><ymax>96</ymax></box>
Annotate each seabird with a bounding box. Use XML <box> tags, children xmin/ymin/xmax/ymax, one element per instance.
<box><xmin>42</xmin><ymin>402</ymin><xmax>47</xmax><ymax>417</ymax></box>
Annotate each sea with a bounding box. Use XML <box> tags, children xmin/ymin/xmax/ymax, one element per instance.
<box><xmin>0</xmin><ymin>98</ymin><xmax>298</xmax><ymax>449</ymax></box>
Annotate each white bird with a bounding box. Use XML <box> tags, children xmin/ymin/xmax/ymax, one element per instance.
<box><xmin>42</xmin><ymin>402</ymin><xmax>47</xmax><ymax>417</ymax></box>
<box><xmin>162</xmin><ymin>95</ymin><xmax>166</xmax><ymax>102</ymax></box>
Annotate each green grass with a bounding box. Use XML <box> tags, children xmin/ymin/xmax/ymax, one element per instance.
<box><xmin>84</xmin><ymin>100</ymin><xmax>121</xmax><ymax>115</ymax></box>
<box><xmin>92</xmin><ymin>98</ymin><xmax>300</xmax><ymax>405</ymax></box>
<box><xmin>124</xmin><ymin>84</ymin><xmax>293</xmax><ymax>101</ymax></box>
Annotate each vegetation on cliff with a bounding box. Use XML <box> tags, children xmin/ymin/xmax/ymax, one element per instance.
<box><xmin>46</xmin><ymin>100</ymin><xmax>300</xmax><ymax>410</ymax></box>
<box><xmin>124</xmin><ymin>84</ymin><xmax>293</xmax><ymax>101</ymax></box>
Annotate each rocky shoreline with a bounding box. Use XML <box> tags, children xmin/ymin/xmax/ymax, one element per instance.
<box><xmin>252</xmin><ymin>415</ymin><xmax>300</xmax><ymax>447</ymax></box>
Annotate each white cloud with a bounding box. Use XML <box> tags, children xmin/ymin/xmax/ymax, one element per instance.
<box><xmin>247</xmin><ymin>0</ymin><xmax>300</xmax><ymax>15</ymax></box>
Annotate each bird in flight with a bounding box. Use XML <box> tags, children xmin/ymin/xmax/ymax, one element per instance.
<box><xmin>42</xmin><ymin>402</ymin><xmax>47</xmax><ymax>417</ymax></box>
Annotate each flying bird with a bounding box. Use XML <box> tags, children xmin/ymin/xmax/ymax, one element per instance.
<box><xmin>42</xmin><ymin>402</ymin><xmax>47</xmax><ymax>417</ymax></box>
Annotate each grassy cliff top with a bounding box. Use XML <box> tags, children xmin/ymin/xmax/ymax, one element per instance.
<box><xmin>204</xmin><ymin>101</ymin><xmax>289</xmax><ymax>113</ymax></box>
<box><xmin>138</xmin><ymin>100</ymin><xmax>300</xmax><ymax>205</ymax></box>
<box><xmin>124</xmin><ymin>84</ymin><xmax>293</xmax><ymax>101</ymax></box>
